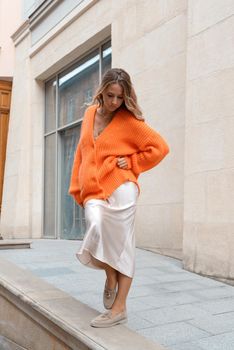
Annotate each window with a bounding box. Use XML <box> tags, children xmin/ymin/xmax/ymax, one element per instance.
<box><xmin>44</xmin><ymin>40</ymin><xmax>111</xmax><ymax>239</ymax></box>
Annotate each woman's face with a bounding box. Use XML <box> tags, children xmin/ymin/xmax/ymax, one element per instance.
<box><xmin>102</xmin><ymin>83</ymin><xmax>124</xmax><ymax>112</ymax></box>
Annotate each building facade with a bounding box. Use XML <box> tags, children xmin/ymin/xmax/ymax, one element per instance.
<box><xmin>0</xmin><ymin>0</ymin><xmax>22</xmax><ymax>215</ymax></box>
<box><xmin>0</xmin><ymin>0</ymin><xmax>234</xmax><ymax>283</ymax></box>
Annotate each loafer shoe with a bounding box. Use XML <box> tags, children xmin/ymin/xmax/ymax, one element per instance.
<box><xmin>90</xmin><ymin>311</ymin><xmax>127</xmax><ymax>328</ymax></box>
<box><xmin>103</xmin><ymin>279</ymin><xmax>117</xmax><ymax>309</ymax></box>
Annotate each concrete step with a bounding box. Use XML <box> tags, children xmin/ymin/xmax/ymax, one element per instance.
<box><xmin>0</xmin><ymin>257</ymin><xmax>166</xmax><ymax>350</ymax></box>
<box><xmin>0</xmin><ymin>240</ymin><xmax>31</xmax><ymax>250</ymax></box>
<box><xmin>0</xmin><ymin>335</ymin><xmax>27</xmax><ymax>350</ymax></box>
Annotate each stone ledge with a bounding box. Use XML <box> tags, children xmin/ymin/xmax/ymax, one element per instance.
<box><xmin>0</xmin><ymin>335</ymin><xmax>27</xmax><ymax>350</ymax></box>
<box><xmin>0</xmin><ymin>257</ymin><xmax>166</xmax><ymax>350</ymax></box>
<box><xmin>0</xmin><ymin>240</ymin><xmax>32</xmax><ymax>250</ymax></box>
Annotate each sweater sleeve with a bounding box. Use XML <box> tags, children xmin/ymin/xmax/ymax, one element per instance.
<box><xmin>68</xmin><ymin>142</ymin><xmax>82</xmax><ymax>205</ymax></box>
<box><xmin>126</xmin><ymin>126</ymin><xmax>169</xmax><ymax>176</ymax></box>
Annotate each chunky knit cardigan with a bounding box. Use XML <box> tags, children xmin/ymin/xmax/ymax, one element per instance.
<box><xmin>69</xmin><ymin>105</ymin><xmax>169</xmax><ymax>206</ymax></box>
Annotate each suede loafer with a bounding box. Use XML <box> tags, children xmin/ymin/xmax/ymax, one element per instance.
<box><xmin>90</xmin><ymin>310</ymin><xmax>127</xmax><ymax>328</ymax></box>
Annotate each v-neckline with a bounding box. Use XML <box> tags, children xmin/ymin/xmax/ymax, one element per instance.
<box><xmin>92</xmin><ymin>105</ymin><xmax>118</xmax><ymax>142</ymax></box>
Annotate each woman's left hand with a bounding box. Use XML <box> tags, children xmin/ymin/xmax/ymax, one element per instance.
<box><xmin>117</xmin><ymin>156</ymin><xmax>128</xmax><ymax>169</ymax></box>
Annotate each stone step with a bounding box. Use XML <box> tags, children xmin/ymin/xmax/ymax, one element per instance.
<box><xmin>0</xmin><ymin>240</ymin><xmax>31</xmax><ymax>250</ymax></box>
<box><xmin>0</xmin><ymin>335</ymin><xmax>27</xmax><ymax>350</ymax></box>
<box><xmin>0</xmin><ymin>257</ymin><xmax>166</xmax><ymax>350</ymax></box>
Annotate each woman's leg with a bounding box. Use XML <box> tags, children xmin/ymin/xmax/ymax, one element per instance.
<box><xmin>90</xmin><ymin>257</ymin><xmax>132</xmax><ymax>316</ymax></box>
<box><xmin>91</xmin><ymin>256</ymin><xmax>117</xmax><ymax>289</ymax></box>
<box><xmin>111</xmin><ymin>272</ymin><xmax>132</xmax><ymax>315</ymax></box>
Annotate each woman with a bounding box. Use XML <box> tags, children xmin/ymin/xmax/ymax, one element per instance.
<box><xmin>69</xmin><ymin>68</ymin><xmax>169</xmax><ymax>328</ymax></box>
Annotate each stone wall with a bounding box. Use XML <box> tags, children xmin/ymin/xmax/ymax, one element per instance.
<box><xmin>183</xmin><ymin>0</ymin><xmax>234</xmax><ymax>280</ymax></box>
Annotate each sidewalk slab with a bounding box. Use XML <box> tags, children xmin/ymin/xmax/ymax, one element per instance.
<box><xmin>0</xmin><ymin>239</ymin><xmax>234</xmax><ymax>349</ymax></box>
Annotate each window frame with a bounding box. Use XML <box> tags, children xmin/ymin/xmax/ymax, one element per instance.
<box><xmin>43</xmin><ymin>38</ymin><xmax>111</xmax><ymax>239</ymax></box>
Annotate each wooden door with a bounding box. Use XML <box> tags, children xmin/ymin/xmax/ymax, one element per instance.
<box><xmin>0</xmin><ymin>81</ymin><xmax>12</xmax><ymax>213</ymax></box>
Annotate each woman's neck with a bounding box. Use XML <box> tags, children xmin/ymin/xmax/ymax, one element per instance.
<box><xmin>98</xmin><ymin>106</ymin><xmax>115</xmax><ymax>119</ymax></box>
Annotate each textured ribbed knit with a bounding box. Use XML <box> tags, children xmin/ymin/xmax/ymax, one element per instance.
<box><xmin>69</xmin><ymin>104</ymin><xmax>169</xmax><ymax>206</ymax></box>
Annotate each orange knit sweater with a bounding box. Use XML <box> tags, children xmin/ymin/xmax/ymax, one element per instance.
<box><xmin>69</xmin><ymin>105</ymin><xmax>169</xmax><ymax>206</ymax></box>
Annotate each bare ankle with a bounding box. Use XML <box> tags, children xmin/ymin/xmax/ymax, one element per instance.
<box><xmin>111</xmin><ymin>301</ymin><xmax>126</xmax><ymax>315</ymax></box>
<box><xmin>111</xmin><ymin>306</ymin><xmax>126</xmax><ymax>315</ymax></box>
<box><xmin>106</xmin><ymin>271</ymin><xmax>118</xmax><ymax>290</ymax></box>
<box><xmin>107</xmin><ymin>276</ymin><xmax>117</xmax><ymax>290</ymax></box>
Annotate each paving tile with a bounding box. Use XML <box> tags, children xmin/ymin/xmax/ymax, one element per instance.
<box><xmin>193</xmin><ymin>298</ymin><xmax>234</xmax><ymax>314</ymax></box>
<box><xmin>152</xmin><ymin>272</ymin><xmax>202</xmax><ymax>283</ymax></box>
<box><xmin>158</xmin><ymin>280</ymin><xmax>209</xmax><ymax>292</ymax></box>
<box><xmin>138</xmin><ymin>291</ymin><xmax>201</xmax><ymax>308</ymax></box>
<box><xmin>189</xmin><ymin>286</ymin><xmax>234</xmax><ymax>300</ymax></box>
<box><xmin>196</xmin><ymin>277</ymin><xmax>226</xmax><ymax>288</ymax></box>
<box><xmin>127</xmin><ymin>298</ymin><xmax>154</xmax><ymax>313</ymax></box>
<box><xmin>128</xmin><ymin>285</ymin><xmax>167</xmax><ymax>298</ymax></box>
<box><xmin>188</xmin><ymin>312</ymin><xmax>234</xmax><ymax>334</ymax></box>
<box><xmin>136</xmin><ymin>304</ymin><xmax>210</xmax><ymax>325</ymax></box>
<box><xmin>132</xmin><ymin>292</ymin><xmax>199</xmax><ymax>308</ymax></box>
<box><xmin>132</xmin><ymin>274</ymin><xmax>162</xmax><ymax>286</ymax></box>
<box><xmin>169</xmin><ymin>342</ymin><xmax>204</xmax><ymax>350</ymax></box>
<box><xmin>150</xmin><ymin>265</ymin><xmax>184</xmax><ymax>274</ymax></box>
<box><xmin>138</xmin><ymin>322</ymin><xmax>210</xmax><ymax>346</ymax></box>
<box><xmin>127</xmin><ymin>313</ymin><xmax>155</xmax><ymax>331</ymax></box>
<box><xmin>196</xmin><ymin>331</ymin><xmax>234</xmax><ymax>350</ymax></box>
<box><xmin>30</xmin><ymin>267</ymin><xmax>76</xmax><ymax>277</ymax></box>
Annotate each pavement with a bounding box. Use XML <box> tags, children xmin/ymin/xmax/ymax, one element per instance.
<box><xmin>0</xmin><ymin>239</ymin><xmax>234</xmax><ymax>350</ymax></box>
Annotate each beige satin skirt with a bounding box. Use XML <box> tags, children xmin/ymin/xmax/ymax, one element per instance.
<box><xmin>76</xmin><ymin>181</ymin><xmax>139</xmax><ymax>278</ymax></box>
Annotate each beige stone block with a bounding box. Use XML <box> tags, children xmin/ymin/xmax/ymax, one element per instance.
<box><xmin>136</xmin><ymin>0</ymin><xmax>187</xmax><ymax>36</ymax></box>
<box><xmin>31</xmin><ymin>213</ymin><xmax>42</xmax><ymax>239</ymax></box>
<box><xmin>114</xmin><ymin>0</ymin><xmax>180</xmax><ymax>48</ymax></box>
<box><xmin>206</xmin><ymin>169</ymin><xmax>234</xmax><ymax>224</ymax></box>
<box><xmin>2</xmin><ymin>152</ymin><xmax>20</xmax><ymax>177</ymax></box>
<box><xmin>186</xmin><ymin>68</ymin><xmax>234</xmax><ymax>125</ymax></box>
<box><xmin>188</xmin><ymin>0</ymin><xmax>234</xmax><ymax>36</ymax></box>
<box><xmin>31</xmin><ymin>80</ymin><xmax>45</xmax><ymax>105</ymax></box>
<box><xmin>115</xmin><ymin>11</ymin><xmax>186</xmax><ymax>74</ymax></box>
<box><xmin>0</xmin><ymin>296</ymin><xmax>70</xmax><ymax>350</ymax></box>
<box><xmin>32</xmin><ymin>146</ymin><xmax>43</xmax><ymax>189</ymax></box>
<box><xmin>184</xmin><ymin>116</ymin><xmax>234</xmax><ymax>175</ymax></box>
<box><xmin>134</xmin><ymin>53</ymin><xmax>186</xmax><ymax>131</ymax></box>
<box><xmin>139</xmin><ymin>126</ymin><xmax>183</xmax><ymax>205</ymax></box>
<box><xmin>112</xmin><ymin>35</ymin><xmax>145</xmax><ymax>75</ymax></box>
<box><xmin>187</xmin><ymin>16</ymin><xmax>234</xmax><ymax>81</ymax></box>
<box><xmin>111</xmin><ymin>0</ymin><xmax>137</xmax><ymax>13</ymax></box>
<box><xmin>183</xmin><ymin>222</ymin><xmax>233</xmax><ymax>278</ymax></box>
<box><xmin>182</xmin><ymin>221</ymin><xmax>197</xmax><ymax>271</ymax></box>
<box><xmin>31</xmin><ymin>104</ymin><xmax>44</xmax><ymax>147</ymax></box>
<box><xmin>228</xmin><ymin>235</ymin><xmax>234</xmax><ymax>279</ymax></box>
<box><xmin>31</xmin><ymin>146</ymin><xmax>43</xmax><ymax>239</ymax></box>
<box><xmin>1</xmin><ymin>175</ymin><xmax>18</xmax><ymax>203</ymax></box>
<box><xmin>112</xmin><ymin>2</ymin><xmax>138</xmax><ymax>48</ymax></box>
<box><xmin>184</xmin><ymin>173</ymin><xmax>207</xmax><ymax>223</ymax></box>
<box><xmin>136</xmin><ymin>203</ymin><xmax>183</xmax><ymax>251</ymax></box>
<box><xmin>144</xmin><ymin>12</ymin><xmax>186</xmax><ymax>69</ymax></box>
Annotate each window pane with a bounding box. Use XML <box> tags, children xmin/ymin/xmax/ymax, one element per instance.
<box><xmin>45</xmin><ymin>78</ymin><xmax>56</xmax><ymax>133</ymax></box>
<box><xmin>60</xmin><ymin>126</ymin><xmax>85</xmax><ymax>239</ymax></box>
<box><xmin>102</xmin><ymin>41</ymin><xmax>112</xmax><ymax>76</ymax></box>
<box><xmin>44</xmin><ymin>40</ymin><xmax>111</xmax><ymax>240</ymax></box>
<box><xmin>58</xmin><ymin>49</ymin><xmax>100</xmax><ymax>127</ymax></box>
<box><xmin>44</xmin><ymin>133</ymin><xmax>56</xmax><ymax>237</ymax></box>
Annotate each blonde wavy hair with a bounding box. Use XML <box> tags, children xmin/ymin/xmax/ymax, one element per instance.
<box><xmin>92</xmin><ymin>68</ymin><xmax>144</xmax><ymax>120</ymax></box>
